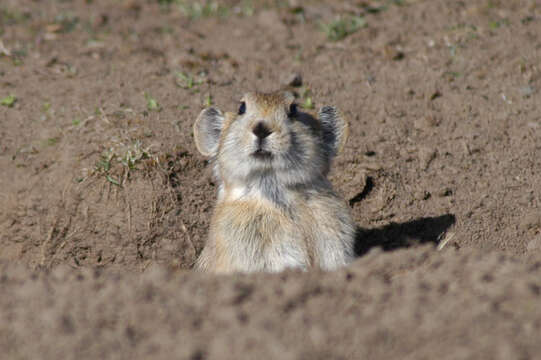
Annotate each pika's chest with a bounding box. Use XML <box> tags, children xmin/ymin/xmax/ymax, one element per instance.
<box><xmin>211</xmin><ymin>200</ymin><xmax>312</xmax><ymax>271</ymax></box>
<box><xmin>213</xmin><ymin>200</ymin><xmax>294</xmax><ymax>244</ymax></box>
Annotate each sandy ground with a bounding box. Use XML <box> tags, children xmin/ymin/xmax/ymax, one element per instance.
<box><xmin>0</xmin><ymin>0</ymin><xmax>540</xmax><ymax>358</ymax></box>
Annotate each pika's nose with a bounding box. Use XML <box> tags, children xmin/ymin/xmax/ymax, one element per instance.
<box><xmin>252</xmin><ymin>122</ymin><xmax>272</xmax><ymax>139</ymax></box>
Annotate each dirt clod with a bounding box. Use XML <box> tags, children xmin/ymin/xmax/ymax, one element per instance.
<box><xmin>282</xmin><ymin>72</ymin><xmax>303</xmax><ymax>87</ymax></box>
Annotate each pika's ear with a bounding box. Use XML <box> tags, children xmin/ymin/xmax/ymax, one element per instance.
<box><xmin>193</xmin><ymin>107</ymin><xmax>225</xmax><ymax>157</ymax></box>
<box><xmin>318</xmin><ymin>106</ymin><xmax>349</xmax><ymax>156</ymax></box>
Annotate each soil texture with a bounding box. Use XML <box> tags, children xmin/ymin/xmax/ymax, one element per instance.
<box><xmin>1</xmin><ymin>0</ymin><xmax>540</xmax><ymax>358</ymax></box>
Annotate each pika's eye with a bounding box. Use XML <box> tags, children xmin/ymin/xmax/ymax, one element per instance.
<box><xmin>288</xmin><ymin>103</ymin><xmax>298</xmax><ymax>118</ymax></box>
<box><xmin>238</xmin><ymin>101</ymin><xmax>246</xmax><ymax>115</ymax></box>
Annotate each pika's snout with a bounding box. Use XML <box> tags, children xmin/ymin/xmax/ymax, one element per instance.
<box><xmin>252</xmin><ymin>122</ymin><xmax>272</xmax><ymax>139</ymax></box>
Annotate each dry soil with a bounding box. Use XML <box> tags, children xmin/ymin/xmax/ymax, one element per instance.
<box><xmin>1</xmin><ymin>0</ymin><xmax>541</xmax><ymax>359</ymax></box>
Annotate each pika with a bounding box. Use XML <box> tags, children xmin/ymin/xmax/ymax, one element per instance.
<box><xmin>193</xmin><ymin>91</ymin><xmax>356</xmax><ymax>273</ymax></box>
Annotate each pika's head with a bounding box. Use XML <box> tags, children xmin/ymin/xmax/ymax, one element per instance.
<box><xmin>194</xmin><ymin>91</ymin><xmax>348</xmax><ymax>187</ymax></box>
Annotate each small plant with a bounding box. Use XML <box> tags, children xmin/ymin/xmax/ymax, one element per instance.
<box><xmin>119</xmin><ymin>140</ymin><xmax>152</xmax><ymax>170</ymax></box>
<box><xmin>95</xmin><ymin>152</ymin><xmax>112</xmax><ymax>173</ymax></box>
<box><xmin>300</xmin><ymin>88</ymin><xmax>314</xmax><ymax>109</ymax></box>
<box><xmin>144</xmin><ymin>92</ymin><xmax>160</xmax><ymax>111</ymax></box>
<box><xmin>94</xmin><ymin>139</ymin><xmax>158</xmax><ymax>186</ymax></box>
<box><xmin>320</xmin><ymin>16</ymin><xmax>366</xmax><ymax>41</ymax></box>
<box><xmin>0</xmin><ymin>8</ymin><xmax>31</xmax><ymax>26</ymax></box>
<box><xmin>161</xmin><ymin>0</ymin><xmax>253</xmax><ymax>18</ymax></box>
<box><xmin>236</xmin><ymin>1</ymin><xmax>254</xmax><ymax>17</ymax></box>
<box><xmin>175</xmin><ymin>71</ymin><xmax>202</xmax><ymax>90</ymax></box>
<box><xmin>303</xmin><ymin>96</ymin><xmax>313</xmax><ymax>109</ymax></box>
<box><xmin>178</xmin><ymin>1</ymin><xmax>229</xmax><ymax>20</ymax></box>
<box><xmin>1</xmin><ymin>94</ymin><xmax>16</xmax><ymax>107</ymax></box>
<box><xmin>53</xmin><ymin>12</ymin><xmax>80</xmax><ymax>33</ymax></box>
<box><xmin>489</xmin><ymin>19</ymin><xmax>510</xmax><ymax>29</ymax></box>
<box><xmin>46</xmin><ymin>137</ymin><xmax>59</xmax><ymax>146</ymax></box>
<box><xmin>106</xmin><ymin>175</ymin><xmax>121</xmax><ymax>186</ymax></box>
<box><xmin>204</xmin><ymin>93</ymin><xmax>213</xmax><ymax>107</ymax></box>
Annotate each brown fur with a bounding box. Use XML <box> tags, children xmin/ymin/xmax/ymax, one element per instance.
<box><xmin>193</xmin><ymin>91</ymin><xmax>355</xmax><ymax>273</ymax></box>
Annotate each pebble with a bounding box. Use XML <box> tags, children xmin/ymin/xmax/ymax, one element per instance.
<box><xmin>527</xmin><ymin>237</ymin><xmax>541</xmax><ymax>251</ymax></box>
<box><xmin>415</xmin><ymin>190</ymin><xmax>431</xmax><ymax>201</ymax></box>
<box><xmin>382</xmin><ymin>45</ymin><xmax>404</xmax><ymax>61</ymax></box>
<box><xmin>414</xmin><ymin>115</ymin><xmax>439</xmax><ymax>130</ymax></box>
<box><xmin>519</xmin><ymin>85</ymin><xmax>534</xmax><ymax>98</ymax></box>
<box><xmin>282</xmin><ymin>72</ymin><xmax>303</xmax><ymax>87</ymax></box>
<box><xmin>419</xmin><ymin>147</ymin><xmax>436</xmax><ymax>170</ymax></box>
<box><xmin>519</xmin><ymin>212</ymin><xmax>541</xmax><ymax>232</ymax></box>
<box><xmin>437</xmin><ymin>187</ymin><xmax>453</xmax><ymax>197</ymax></box>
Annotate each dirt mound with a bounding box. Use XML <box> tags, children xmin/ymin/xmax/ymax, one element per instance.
<box><xmin>1</xmin><ymin>0</ymin><xmax>541</xmax><ymax>358</ymax></box>
<box><xmin>1</xmin><ymin>249</ymin><xmax>541</xmax><ymax>359</ymax></box>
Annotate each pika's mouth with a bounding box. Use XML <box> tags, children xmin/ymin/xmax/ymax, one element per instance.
<box><xmin>252</xmin><ymin>149</ymin><xmax>273</xmax><ymax>160</ymax></box>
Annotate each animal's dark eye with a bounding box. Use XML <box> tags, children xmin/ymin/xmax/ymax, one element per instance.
<box><xmin>288</xmin><ymin>103</ymin><xmax>298</xmax><ymax>118</ymax></box>
<box><xmin>238</xmin><ymin>101</ymin><xmax>246</xmax><ymax>115</ymax></box>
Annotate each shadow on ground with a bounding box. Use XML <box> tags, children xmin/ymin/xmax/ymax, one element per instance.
<box><xmin>354</xmin><ymin>214</ymin><xmax>457</xmax><ymax>257</ymax></box>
